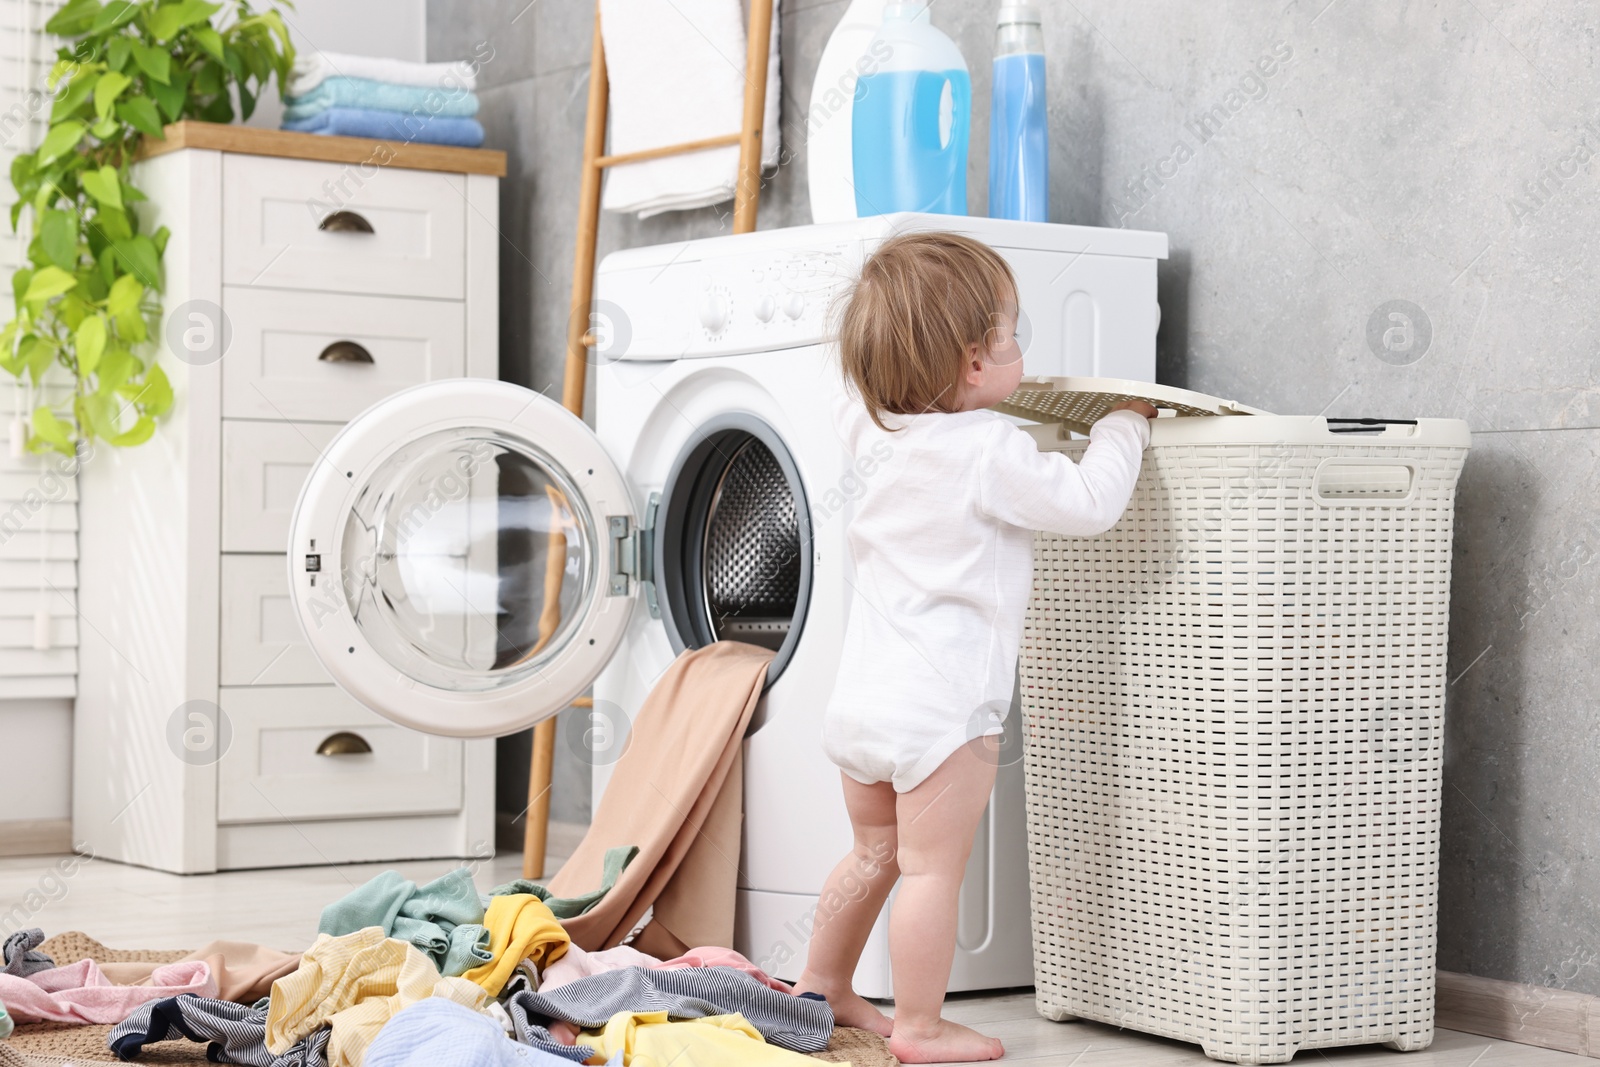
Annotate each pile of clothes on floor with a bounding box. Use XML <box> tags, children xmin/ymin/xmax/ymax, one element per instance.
<box><xmin>280</xmin><ymin>51</ymin><xmax>486</xmax><ymax>148</ymax></box>
<box><xmin>0</xmin><ymin>850</ymin><xmax>862</xmax><ymax>1067</ymax></box>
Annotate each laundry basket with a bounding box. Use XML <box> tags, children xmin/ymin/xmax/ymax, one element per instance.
<box><xmin>999</xmin><ymin>378</ymin><xmax>1471</xmax><ymax>1065</ymax></box>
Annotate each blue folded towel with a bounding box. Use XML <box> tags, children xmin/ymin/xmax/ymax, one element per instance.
<box><xmin>282</xmin><ymin>107</ymin><xmax>486</xmax><ymax>148</ymax></box>
<box><xmin>284</xmin><ymin>75</ymin><xmax>479</xmax><ymax>122</ymax></box>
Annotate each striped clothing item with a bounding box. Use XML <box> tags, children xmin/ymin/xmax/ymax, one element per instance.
<box><xmin>506</xmin><ymin>966</ymin><xmax>835</xmax><ymax>1053</ymax></box>
<box><xmin>107</xmin><ymin>993</ymin><xmax>329</xmax><ymax>1066</ymax></box>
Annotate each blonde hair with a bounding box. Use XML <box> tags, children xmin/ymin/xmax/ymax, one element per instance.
<box><xmin>836</xmin><ymin>231</ymin><xmax>1017</xmax><ymax>431</ymax></box>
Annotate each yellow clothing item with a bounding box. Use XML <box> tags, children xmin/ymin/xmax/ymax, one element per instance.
<box><xmin>266</xmin><ymin>927</ymin><xmax>487</xmax><ymax>1067</ymax></box>
<box><xmin>460</xmin><ymin>894</ymin><xmax>569</xmax><ymax>995</ymax></box>
<box><xmin>583</xmin><ymin>1010</ymin><xmax>842</xmax><ymax>1067</ymax></box>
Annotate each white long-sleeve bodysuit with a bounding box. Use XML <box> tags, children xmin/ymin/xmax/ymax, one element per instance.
<box><xmin>822</xmin><ymin>397</ymin><xmax>1151</xmax><ymax>792</ymax></box>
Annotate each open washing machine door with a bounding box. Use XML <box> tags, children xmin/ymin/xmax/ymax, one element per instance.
<box><xmin>287</xmin><ymin>380</ymin><xmax>639</xmax><ymax>738</ymax></box>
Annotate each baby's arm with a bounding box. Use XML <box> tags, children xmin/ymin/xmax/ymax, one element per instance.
<box><xmin>978</xmin><ymin>409</ymin><xmax>1151</xmax><ymax>535</ymax></box>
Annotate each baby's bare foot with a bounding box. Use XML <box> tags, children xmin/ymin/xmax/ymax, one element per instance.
<box><xmin>792</xmin><ymin>975</ymin><xmax>894</xmax><ymax>1037</ymax></box>
<box><xmin>889</xmin><ymin>1018</ymin><xmax>1005</xmax><ymax>1063</ymax></box>
<box><xmin>547</xmin><ymin>1020</ymin><xmax>581</xmax><ymax>1045</ymax></box>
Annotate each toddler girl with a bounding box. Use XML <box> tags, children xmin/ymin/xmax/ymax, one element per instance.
<box><xmin>793</xmin><ymin>232</ymin><xmax>1155</xmax><ymax>1063</ymax></box>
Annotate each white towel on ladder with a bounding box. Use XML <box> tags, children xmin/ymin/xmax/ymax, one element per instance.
<box><xmin>598</xmin><ymin>0</ymin><xmax>781</xmax><ymax>219</ymax></box>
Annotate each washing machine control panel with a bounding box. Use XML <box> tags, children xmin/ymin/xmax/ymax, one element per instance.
<box><xmin>598</xmin><ymin>241</ymin><xmax>861</xmax><ymax>358</ymax></box>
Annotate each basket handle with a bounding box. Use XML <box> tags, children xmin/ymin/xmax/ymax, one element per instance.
<box><xmin>1311</xmin><ymin>460</ymin><xmax>1416</xmax><ymax>504</ymax></box>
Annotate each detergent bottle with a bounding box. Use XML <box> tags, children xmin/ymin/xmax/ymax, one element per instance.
<box><xmin>850</xmin><ymin>2</ymin><xmax>971</xmax><ymax>216</ymax></box>
<box><xmin>988</xmin><ymin>3</ymin><xmax>1048</xmax><ymax>220</ymax></box>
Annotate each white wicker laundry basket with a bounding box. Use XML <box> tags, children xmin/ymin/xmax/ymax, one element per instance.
<box><xmin>1000</xmin><ymin>379</ymin><xmax>1471</xmax><ymax>1065</ymax></box>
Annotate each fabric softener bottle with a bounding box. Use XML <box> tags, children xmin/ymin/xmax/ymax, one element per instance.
<box><xmin>988</xmin><ymin>3</ymin><xmax>1048</xmax><ymax>221</ymax></box>
<box><xmin>851</xmin><ymin>2</ymin><xmax>971</xmax><ymax>216</ymax></box>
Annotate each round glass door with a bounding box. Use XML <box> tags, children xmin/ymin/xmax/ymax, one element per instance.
<box><xmin>340</xmin><ymin>428</ymin><xmax>596</xmax><ymax>692</ymax></box>
<box><xmin>289</xmin><ymin>379</ymin><xmax>637</xmax><ymax>738</ymax></box>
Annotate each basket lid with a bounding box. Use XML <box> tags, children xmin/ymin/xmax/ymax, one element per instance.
<box><xmin>992</xmin><ymin>376</ymin><xmax>1273</xmax><ymax>435</ymax></box>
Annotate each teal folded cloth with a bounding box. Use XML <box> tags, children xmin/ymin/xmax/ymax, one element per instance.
<box><xmin>489</xmin><ymin>845</ymin><xmax>639</xmax><ymax>919</ymax></box>
<box><xmin>283</xmin><ymin>76</ymin><xmax>479</xmax><ymax>122</ymax></box>
<box><xmin>319</xmin><ymin>867</ymin><xmax>491</xmax><ymax>977</ymax></box>
<box><xmin>0</xmin><ymin>996</ymin><xmax>12</xmax><ymax>1039</ymax></box>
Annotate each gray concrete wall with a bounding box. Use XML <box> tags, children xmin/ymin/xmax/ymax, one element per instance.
<box><xmin>428</xmin><ymin>0</ymin><xmax>1600</xmax><ymax>993</ymax></box>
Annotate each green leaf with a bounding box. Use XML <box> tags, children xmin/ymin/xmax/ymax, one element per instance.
<box><xmin>193</xmin><ymin>28</ymin><xmax>225</xmax><ymax>62</ymax></box>
<box><xmin>31</xmin><ymin>407</ymin><xmax>73</xmax><ymax>452</ymax></box>
<box><xmin>90</xmin><ymin>114</ymin><xmax>119</xmax><ymax>139</ymax></box>
<box><xmin>106</xmin><ymin>271</ymin><xmax>142</xmax><ymax>317</ymax></box>
<box><xmin>36</xmin><ymin>121</ymin><xmax>86</xmax><ymax>165</ymax></box>
<box><xmin>237</xmin><ymin>82</ymin><xmax>256</xmax><ymax>121</ymax></box>
<box><xmin>93</xmin><ymin>70</ymin><xmax>131</xmax><ymax>120</ymax></box>
<box><xmin>12</xmin><ymin>268</ymin><xmax>31</xmax><ymax>308</ymax></box>
<box><xmin>147</xmin><ymin>68</ymin><xmax>189</xmax><ymax>120</ymax></box>
<box><xmin>91</xmin><ymin>0</ymin><xmax>138</xmax><ymax>32</ymax></box>
<box><xmin>137</xmin><ymin>362</ymin><xmax>171</xmax><ymax>416</ymax></box>
<box><xmin>75</xmin><ymin>314</ymin><xmax>106</xmax><ymax>377</ymax></box>
<box><xmin>38</xmin><ymin>209</ymin><xmax>75</xmax><ymax>270</ymax></box>
<box><xmin>43</xmin><ymin>0</ymin><xmax>102</xmax><ymax>37</ymax></box>
<box><xmin>80</xmin><ymin>164</ymin><xmax>122</xmax><ymax>210</ymax></box>
<box><xmin>106</xmin><ymin>35</ymin><xmax>132</xmax><ymax>73</ymax></box>
<box><xmin>130</xmin><ymin>41</ymin><xmax>171</xmax><ymax>84</ymax></box>
<box><xmin>19</xmin><ymin>336</ymin><xmax>56</xmax><ymax>382</ymax></box>
<box><xmin>107</xmin><ymin>413</ymin><xmax>154</xmax><ymax>447</ymax></box>
<box><xmin>50</xmin><ymin>73</ymin><xmax>96</xmax><ymax>123</ymax></box>
<box><xmin>95</xmin><ymin>344</ymin><xmax>134</xmax><ymax>395</ymax></box>
<box><xmin>92</xmin><ymin>206</ymin><xmax>132</xmax><ymax>241</ymax></box>
<box><xmin>110</xmin><ymin>235</ymin><xmax>161</xmax><ymax>290</ymax></box>
<box><xmin>22</xmin><ymin>265</ymin><xmax>77</xmax><ymax>304</ymax></box>
<box><xmin>114</xmin><ymin>96</ymin><xmax>165</xmax><ymax>138</ymax></box>
<box><xmin>145</xmin><ymin>0</ymin><xmax>220</xmax><ymax>42</ymax></box>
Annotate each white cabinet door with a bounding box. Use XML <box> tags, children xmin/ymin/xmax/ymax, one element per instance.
<box><xmin>222</xmin><ymin>421</ymin><xmax>340</xmax><ymax>553</ymax></box>
<box><xmin>222</xmin><ymin>154</ymin><xmax>466</xmax><ymax>299</ymax></box>
<box><xmin>216</xmin><ymin>686</ymin><xmax>464</xmax><ymax>824</ymax></box>
<box><xmin>221</xmin><ymin>287</ymin><xmax>466</xmax><ymax>423</ymax></box>
<box><xmin>220</xmin><ymin>555</ymin><xmax>330</xmax><ymax>686</ymax></box>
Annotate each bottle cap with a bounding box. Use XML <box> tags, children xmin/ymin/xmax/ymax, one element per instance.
<box><xmin>997</xmin><ymin>2</ymin><xmax>1042</xmax><ymax>25</ymax></box>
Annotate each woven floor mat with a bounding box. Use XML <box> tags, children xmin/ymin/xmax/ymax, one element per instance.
<box><xmin>35</xmin><ymin>930</ymin><xmax>189</xmax><ymax>966</ymax></box>
<box><xmin>810</xmin><ymin>1025</ymin><xmax>899</xmax><ymax>1065</ymax></box>
<box><xmin>2</xmin><ymin>1020</ymin><xmax>209</xmax><ymax>1064</ymax></box>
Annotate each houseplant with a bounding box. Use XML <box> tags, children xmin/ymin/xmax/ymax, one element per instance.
<box><xmin>1</xmin><ymin>0</ymin><xmax>294</xmax><ymax>455</ymax></box>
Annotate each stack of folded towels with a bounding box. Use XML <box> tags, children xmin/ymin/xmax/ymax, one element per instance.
<box><xmin>281</xmin><ymin>51</ymin><xmax>486</xmax><ymax>148</ymax></box>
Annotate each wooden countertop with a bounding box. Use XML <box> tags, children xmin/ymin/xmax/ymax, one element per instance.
<box><xmin>138</xmin><ymin>120</ymin><xmax>506</xmax><ymax>177</ymax></box>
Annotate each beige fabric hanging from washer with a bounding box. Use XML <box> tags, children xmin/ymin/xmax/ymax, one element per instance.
<box><xmin>547</xmin><ymin>641</ymin><xmax>773</xmax><ymax>955</ymax></box>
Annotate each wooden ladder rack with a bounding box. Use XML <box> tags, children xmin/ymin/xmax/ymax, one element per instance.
<box><xmin>523</xmin><ymin>0</ymin><xmax>776</xmax><ymax>879</ymax></box>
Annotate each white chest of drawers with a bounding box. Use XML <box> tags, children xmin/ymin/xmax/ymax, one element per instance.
<box><xmin>73</xmin><ymin>124</ymin><xmax>504</xmax><ymax>873</ymax></box>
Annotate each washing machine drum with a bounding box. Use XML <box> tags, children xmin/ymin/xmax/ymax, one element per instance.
<box><xmin>656</xmin><ymin>419</ymin><xmax>811</xmax><ymax>673</ymax></box>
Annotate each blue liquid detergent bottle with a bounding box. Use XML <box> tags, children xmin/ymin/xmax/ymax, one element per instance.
<box><xmin>851</xmin><ymin>2</ymin><xmax>971</xmax><ymax>216</ymax></box>
<box><xmin>988</xmin><ymin>3</ymin><xmax>1048</xmax><ymax>221</ymax></box>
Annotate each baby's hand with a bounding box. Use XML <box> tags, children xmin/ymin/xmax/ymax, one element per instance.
<box><xmin>1110</xmin><ymin>400</ymin><xmax>1158</xmax><ymax>419</ymax></box>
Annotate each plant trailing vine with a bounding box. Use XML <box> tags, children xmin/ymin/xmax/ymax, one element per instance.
<box><xmin>1</xmin><ymin>0</ymin><xmax>294</xmax><ymax>455</ymax></box>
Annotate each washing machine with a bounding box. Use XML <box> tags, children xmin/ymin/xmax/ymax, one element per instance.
<box><xmin>287</xmin><ymin>212</ymin><xmax>1168</xmax><ymax>999</ymax></box>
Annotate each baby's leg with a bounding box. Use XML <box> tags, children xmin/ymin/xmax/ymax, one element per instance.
<box><xmin>888</xmin><ymin>737</ymin><xmax>1005</xmax><ymax>1064</ymax></box>
<box><xmin>793</xmin><ymin>773</ymin><xmax>901</xmax><ymax>1036</ymax></box>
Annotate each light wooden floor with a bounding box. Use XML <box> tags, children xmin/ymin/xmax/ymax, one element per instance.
<box><xmin>0</xmin><ymin>846</ymin><xmax>1587</xmax><ymax>1067</ymax></box>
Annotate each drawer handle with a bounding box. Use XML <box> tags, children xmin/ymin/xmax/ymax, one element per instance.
<box><xmin>318</xmin><ymin>341</ymin><xmax>375</xmax><ymax>364</ymax></box>
<box><xmin>318</xmin><ymin>210</ymin><xmax>374</xmax><ymax>234</ymax></box>
<box><xmin>315</xmin><ymin>731</ymin><xmax>373</xmax><ymax>756</ymax></box>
